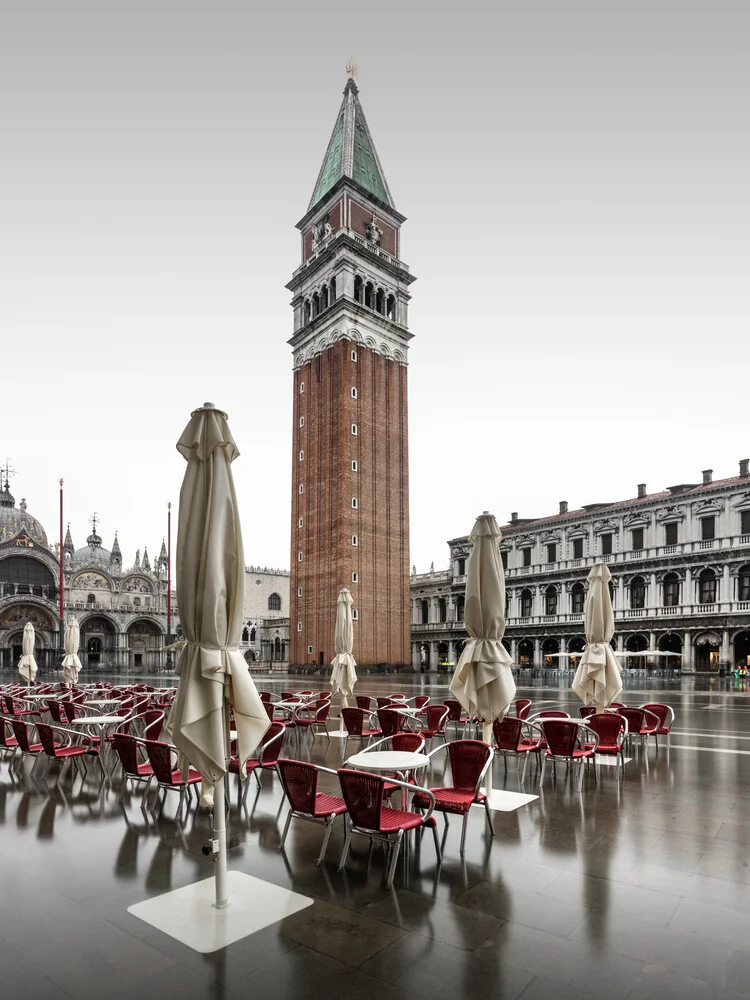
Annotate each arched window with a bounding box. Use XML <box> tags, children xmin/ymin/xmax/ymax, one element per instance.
<box><xmin>321</xmin><ymin>284</ymin><xmax>328</xmax><ymax>310</ymax></box>
<box><xmin>663</xmin><ymin>572</ymin><xmax>680</xmax><ymax>607</ymax></box>
<box><xmin>86</xmin><ymin>593</ymin><xmax>95</xmax><ymax>605</ymax></box>
<box><xmin>250</xmin><ymin>626</ymin><xmax>256</xmax><ymax>642</ymax></box>
<box><xmin>455</xmin><ymin>595</ymin><xmax>464</xmax><ymax>621</ymax></box>
<box><xmin>630</xmin><ymin>576</ymin><xmax>646</xmax><ymax>609</ymax></box>
<box><xmin>364</xmin><ymin>282</ymin><xmax>373</xmax><ymax>309</ymax></box>
<box><xmin>699</xmin><ymin>569</ymin><xmax>716</xmax><ymax>604</ymax></box>
<box><xmin>386</xmin><ymin>294</ymin><xmax>395</xmax><ymax>320</ymax></box>
<box><xmin>354</xmin><ymin>275</ymin><xmax>363</xmax><ymax>303</ymax></box>
<box><xmin>739</xmin><ymin>565</ymin><xmax>750</xmax><ymax>601</ymax></box>
<box><xmin>544</xmin><ymin>586</ymin><xmax>557</xmax><ymax>615</ymax></box>
<box><xmin>312</xmin><ymin>292</ymin><xmax>320</xmax><ymax>317</ymax></box>
<box><xmin>133</xmin><ymin>597</ymin><xmax>141</xmax><ymax>607</ymax></box>
<box><xmin>438</xmin><ymin>598</ymin><xmax>447</xmax><ymax>623</ymax></box>
<box><xmin>242</xmin><ymin>627</ymin><xmax>249</xmax><ymax>642</ymax></box>
<box><xmin>420</xmin><ymin>599</ymin><xmax>429</xmax><ymax>625</ymax></box>
<box><xmin>520</xmin><ymin>589</ymin><xmax>533</xmax><ymax>617</ymax></box>
<box><xmin>571</xmin><ymin>583</ymin><xmax>585</xmax><ymax>614</ymax></box>
<box><xmin>330</xmin><ymin>276</ymin><xmax>337</xmax><ymax>302</ymax></box>
<box><xmin>304</xmin><ymin>300</ymin><xmax>311</xmax><ymax>324</ymax></box>
<box><xmin>268</xmin><ymin>592</ymin><xmax>282</xmax><ymax>611</ymax></box>
<box><xmin>375</xmin><ymin>288</ymin><xmax>385</xmax><ymax>314</ymax></box>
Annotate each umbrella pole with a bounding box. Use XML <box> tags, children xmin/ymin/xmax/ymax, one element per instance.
<box><xmin>482</xmin><ymin>721</ymin><xmax>494</xmax><ymax>798</ymax></box>
<box><xmin>213</xmin><ymin>702</ymin><xmax>229</xmax><ymax>909</ymax></box>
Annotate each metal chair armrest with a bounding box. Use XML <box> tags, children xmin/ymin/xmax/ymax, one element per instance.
<box><xmin>386</xmin><ymin>777</ymin><xmax>436</xmax><ymax>823</ymax></box>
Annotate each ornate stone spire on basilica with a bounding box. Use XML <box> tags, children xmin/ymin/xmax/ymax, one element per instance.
<box><xmin>157</xmin><ymin>538</ymin><xmax>168</xmax><ymax>572</ymax></box>
<box><xmin>142</xmin><ymin>546</ymin><xmax>151</xmax><ymax>573</ymax></box>
<box><xmin>308</xmin><ymin>72</ymin><xmax>395</xmax><ymax>213</ymax></box>
<box><xmin>63</xmin><ymin>523</ymin><xmax>75</xmax><ymax>557</ymax></box>
<box><xmin>110</xmin><ymin>532</ymin><xmax>122</xmax><ymax>575</ymax></box>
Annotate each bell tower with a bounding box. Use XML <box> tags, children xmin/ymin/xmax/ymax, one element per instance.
<box><xmin>287</xmin><ymin>73</ymin><xmax>416</xmax><ymax>669</ymax></box>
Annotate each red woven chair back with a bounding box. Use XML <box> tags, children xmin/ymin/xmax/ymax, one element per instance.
<box><xmin>392</xmin><ymin>733</ymin><xmax>424</xmax><ymax>753</ymax></box>
<box><xmin>448</xmin><ymin>740</ymin><xmax>491</xmax><ymax>792</ymax></box>
<box><xmin>338</xmin><ymin>768</ymin><xmax>385</xmax><ymax>831</ymax></box>
<box><xmin>2</xmin><ymin>695</ymin><xmax>14</xmax><ymax>714</ymax></box>
<box><xmin>341</xmin><ymin>708</ymin><xmax>365</xmax><ymax>736</ymax></box>
<box><xmin>376</xmin><ymin>697</ymin><xmax>392</xmax><ymax>709</ymax></box>
<box><xmin>414</xmin><ymin>696</ymin><xmax>429</xmax><ymax>710</ymax></box>
<box><xmin>263</xmin><ymin>701</ymin><xmax>275</xmax><ymax>721</ymax></box>
<box><xmin>61</xmin><ymin>701</ymin><xmax>79</xmax><ymax>725</ymax></box>
<box><xmin>443</xmin><ymin>699</ymin><xmax>463</xmax><ymax>722</ymax></box>
<box><xmin>377</xmin><ymin>709</ymin><xmax>401</xmax><ymax>737</ymax></box>
<box><xmin>424</xmin><ymin>705</ymin><xmax>448</xmax><ymax>733</ymax></box>
<box><xmin>538</xmin><ymin>710</ymin><xmax>569</xmax><ymax>719</ymax></box>
<box><xmin>11</xmin><ymin>719</ymin><xmax>33</xmax><ymax>753</ymax></box>
<box><xmin>541</xmin><ymin>720</ymin><xmax>580</xmax><ymax>757</ymax></box>
<box><xmin>642</xmin><ymin>703</ymin><xmax>670</xmax><ymax>727</ymax></box>
<box><xmin>281</xmin><ymin>692</ymin><xmax>294</xmax><ymax>700</ymax></box>
<box><xmin>259</xmin><ymin>723</ymin><xmax>286</xmax><ymax>764</ymax></box>
<box><xmin>36</xmin><ymin>723</ymin><xmax>57</xmax><ymax>758</ymax></box>
<box><xmin>619</xmin><ymin>708</ymin><xmax>645</xmax><ymax>734</ymax></box>
<box><xmin>515</xmin><ymin>699</ymin><xmax>532</xmax><ymax>720</ymax></box>
<box><xmin>113</xmin><ymin>734</ymin><xmax>143</xmax><ymax>776</ymax></box>
<box><xmin>493</xmin><ymin>717</ymin><xmax>523</xmax><ymax>751</ymax></box>
<box><xmin>144</xmin><ymin>741</ymin><xmax>175</xmax><ymax>784</ymax></box>
<box><xmin>143</xmin><ymin>710</ymin><xmax>165</xmax><ymax>741</ymax></box>
<box><xmin>46</xmin><ymin>701</ymin><xmax>65</xmax><ymax>724</ymax></box>
<box><xmin>277</xmin><ymin>759</ymin><xmax>318</xmax><ymax>813</ymax></box>
<box><xmin>578</xmin><ymin>706</ymin><xmax>597</xmax><ymax>718</ymax></box>
<box><xmin>258</xmin><ymin>691</ymin><xmax>272</xmax><ymax>703</ymax></box>
<box><xmin>586</xmin><ymin>713</ymin><xmax>624</xmax><ymax>747</ymax></box>
<box><xmin>0</xmin><ymin>719</ymin><xmax>16</xmax><ymax>748</ymax></box>
<box><xmin>356</xmin><ymin>696</ymin><xmax>372</xmax><ymax>711</ymax></box>
<box><xmin>315</xmin><ymin>702</ymin><xmax>330</xmax><ymax>723</ymax></box>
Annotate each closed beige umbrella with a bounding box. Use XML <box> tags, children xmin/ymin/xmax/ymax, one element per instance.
<box><xmin>572</xmin><ymin>562</ymin><xmax>623</xmax><ymax>709</ymax></box>
<box><xmin>62</xmin><ymin>617</ymin><xmax>82</xmax><ymax>686</ymax></box>
<box><xmin>330</xmin><ymin>587</ymin><xmax>357</xmax><ymax>709</ymax></box>
<box><xmin>18</xmin><ymin>622</ymin><xmax>38</xmax><ymax>683</ymax></box>
<box><xmin>449</xmin><ymin>513</ymin><xmax>515</xmax><ymax>796</ymax></box>
<box><xmin>169</xmin><ymin>403</ymin><xmax>269</xmax><ymax>908</ymax></box>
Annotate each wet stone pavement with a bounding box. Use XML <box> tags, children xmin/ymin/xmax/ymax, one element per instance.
<box><xmin>2</xmin><ymin>673</ymin><xmax>750</xmax><ymax>999</ymax></box>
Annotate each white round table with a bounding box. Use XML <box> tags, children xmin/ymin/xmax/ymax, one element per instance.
<box><xmin>346</xmin><ymin>750</ymin><xmax>429</xmax><ymax>808</ymax></box>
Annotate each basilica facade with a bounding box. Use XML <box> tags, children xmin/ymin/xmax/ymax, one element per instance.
<box><xmin>411</xmin><ymin>461</ymin><xmax>750</xmax><ymax>674</ymax></box>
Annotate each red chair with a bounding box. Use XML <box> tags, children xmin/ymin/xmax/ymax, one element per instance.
<box><xmin>0</xmin><ymin>717</ymin><xmax>20</xmax><ymax>760</ymax></box>
<box><xmin>411</xmin><ymin>739</ymin><xmax>495</xmax><ymax>856</ymax></box>
<box><xmin>443</xmin><ymin>699</ymin><xmax>470</xmax><ymax>738</ymax></box>
<box><xmin>112</xmin><ymin>733</ymin><xmax>154</xmax><ymax>798</ymax></box>
<box><xmin>228</xmin><ymin>722</ymin><xmax>286</xmax><ymax>807</ymax></box>
<box><xmin>377</xmin><ymin>709</ymin><xmax>404</xmax><ymax>738</ymax></box>
<box><xmin>355</xmin><ymin>695</ymin><xmax>373</xmax><ymax>711</ymax></box>
<box><xmin>414</xmin><ymin>695</ymin><xmax>430</xmax><ymax>712</ymax></box>
<box><xmin>257</xmin><ymin>691</ymin><xmax>272</xmax><ymax>704</ymax></box>
<box><xmin>36</xmin><ymin>722</ymin><xmax>97</xmax><ymax>779</ymax></box>
<box><xmin>277</xmin><ymin>759</ymin><xmax>347</xmax><ymax>864</ymax></box>
<box><xmin>3</xmin><ymin>695</ymin><xmax>39</xmax><ymax>720</ymax></box>
<box><xmin>10</xmin><ymin>719</ymin><xmax>44</xmax><ymax>765</ymax></box>
<box><xmin>337</xmin><ymin>769</ymin><xmax>441</xmax><ymax>887</ymax></box>
<box><xmin>578</xmin><ymin>706</ymin><xmax>597</xmax><ymax>719</ymax></box>
<box><xmin>492</xmin><ymin>717</ymin><xmax>541</xmax><ymax>784</ymax></box>
<box><xmin>640</xmin><ymin>703</ymin><xmax>674</xmax><ymax>749</ymax></box>
<box><xmin>585</xmin><ymin>713</ymin><xmax>627</xmax><ymax>777</ymax></box>
<box><xmin>294</xmin><ymin>701</ymin><xmax>332</xmax><ymax>746</ymax></box>
<box><xmin>340</xmin><ymin>708</ymin><xmax>382</xmax><ymax>755</ymax></box>
<box><xmin>515</xmin><ymin>698</ymin><xmax>532</xmax><ymax>721</ymax></box>
<box><xmin>619</xmin><ymin>707</ymin><xmax>658</xmax><ymax>749</ymax></box>
<box><xmin>143</xmin><ymin>740</ymin><xmax>202</xmax><ymax>819</ymax></box>
<box><xmin>539</xmin><ymin>720</ymin><xmax>597</xmax><ymax>791</ymax></box>
<box><xmin>420</xmin><ymin>705</ymin><xmax>450</xmax><ymax>747</ymax></box>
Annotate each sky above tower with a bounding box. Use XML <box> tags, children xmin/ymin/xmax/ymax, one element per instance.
<box><xmin>2</xmin><ymin>2</ymin><xmax>748</xmax><ymax>572</ymax></box>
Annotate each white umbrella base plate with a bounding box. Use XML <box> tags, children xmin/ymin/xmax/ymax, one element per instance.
<box><xmin>128</xmin><ymin>870</ymin><xmax>313</xmax><ymax>953</ymax></box>
<box><xmin>327</xmin><ymin>730</ymin><xmax>349</xmax><ymax>739</ymax></box>
<box><xmin>475</xmin><ymin>790</ymin><xmax>539</xmax><ymax>812</ymax></box>
<box><xmin>596</xmin><ymin>756</ymin><xmax>632</xmax><ymax>767</ymax></box>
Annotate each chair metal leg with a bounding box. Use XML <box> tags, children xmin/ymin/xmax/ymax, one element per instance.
<box><xmin>385</xmin><ymin>830</ymin><xmax>403</xmax><ymax>887</ymax></box>
<box><xmin>483</xmin><ymin>798</ymin><xmax>495</xmax><ymax>837</ymax></box>
<box><xmin>316</xmin><ymin>815</ymin><xmax>335</xmax><ymax>865</ymax></box>
<box><xmin>460</xmin><ymin>813</ymin><xmax>469</xmax><ymax>855</ymax></box>
<box><xmin>338</xmin><ymin>819</ymin><xmax>353</xmax><ymax>871</ymax></box>
<box><xmin>539</xmin><ymin>755</ymin><xmax>546</xmax><ymax>787</ymax></box>
<box><xmin>431</xmin><ymin>822</ymin><xmax>442</xmax><ymax>865</ymax></box>
<box><xmin>521</xmin><ymin>752</ymin><xmax>529</xmax><ymax>785</ymax></box>
<box><xmin>279</xmin><ymin>808</ymin><xmax>293</xmax><ymax>851</ymax></box>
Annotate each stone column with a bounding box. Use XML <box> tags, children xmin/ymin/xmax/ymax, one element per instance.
<box><xmin>684</xmin><ymin>568</ymin><xmax>693</xmax><ymax>609</ymax></box>
<box><xmin>429</xmin><ymin>642</ymin><xmax>439</xmax><ymax>671</ymax></box>
<box><xmin>722</xmin><ymin>565</ymin><xmax>731</xmax><ymax>607</ymax></box>
<box><xmin>649</xmin><ymin>632</ymin><xmax>657</xmax><ymax>652</ymax></box>
<box><xmin>616</xmin><ymin>634</ymin><xmax>625</xmax><ymax>654</ymax></box>
<box><xmin>448</xmin><ymin>640</ymin><xmax>457</xmax><ymax>665</ymax></box>
<box><xmin>510</xmin><ymin>638</ymin><xmax>517</xmax><ymax>663</ymax></box>
<box><xmin>682</xmin><ymin>631</ymin><xmax>694</xmax><ymax>672</ymax></box>
<box><xmin>721</xmin><ymin>629</ymin><xmax>731</xmax><ymax>669</ymax></box>
<box><xmin>534</xmin><ymin>637</ymin><xmax>541</xmax><ymax>668</ymax></box>
<box><xmin>649</xmin><ymin>572</ymin><xmax>657</xmax><ymax>612</ymax></box>
<box><xmin>412</xmin><ymin>642</ymin><xmax>421</xmax><ymax>671</ymax></box>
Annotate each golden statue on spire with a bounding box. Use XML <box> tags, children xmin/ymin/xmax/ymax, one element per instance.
<box><xmin>346</xmin><ymin>59</ymin><xmax>359</xmax><ymax>81</ymax></box>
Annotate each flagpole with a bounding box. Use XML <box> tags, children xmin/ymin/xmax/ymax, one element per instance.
<box><xmin>59</xmin><ymin>479</ymin><xmax>64</xmax><ymax>660</ymax></box>
<box><xmin>166</xmin><ymin>502</ymin><xmax>172</xmax><ymax>668</ymax></box>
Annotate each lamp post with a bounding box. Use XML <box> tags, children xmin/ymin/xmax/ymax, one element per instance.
<box><xmin>166</xmin><ymin>502</ymin><xmax>173</xmax><ymax>669</ymax></box>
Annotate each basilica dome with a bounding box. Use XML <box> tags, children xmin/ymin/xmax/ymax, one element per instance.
<box><xmin>72</xmin><ymin>531</ymin><xmax>113</xmax><ymax>571</ymax></box>
<box><xmin>0</xmin><ymin>484</ymin><xmax>49</xmax><ymax>547</ymax></box>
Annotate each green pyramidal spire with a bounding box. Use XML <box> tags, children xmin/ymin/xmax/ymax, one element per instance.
<box><xmin>309</xmin><ymin>77</ymin><xmax>394</xmax><ymax>211</ymax></box>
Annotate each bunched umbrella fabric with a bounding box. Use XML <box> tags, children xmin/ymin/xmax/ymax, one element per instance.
<box><xmin>169</xmin><ymin>404</ymin><xmax>269</xmax><ymax>792</ymax></box>
<box><xmin>450</xmin><ymin>512</ymin><xmax>516</xmax><ymax>731</ymax></box>
<box><xmin>62</xmin><ymin>618</ymin><xmax>82</xmax><ymax>685</ymax></box>
<box><xmin>330</xmin><ymin>587</ymin><xmax>357</xmax><ymax>706</ymax></box>
<box><xmin>572</xmin><ymin>562</ymin><xmax>623</xmax><ymax>709</ymax></box>
<box><xmin>18</xmin><ymin>622</ymin><xmax>38</xmax><ymax>682</ymax></box>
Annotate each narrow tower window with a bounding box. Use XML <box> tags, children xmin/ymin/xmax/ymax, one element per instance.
<box><xmin>352</xmin><ymin>497</ymin><xmax>358</xmax><ymax>509</ymax></box>
<box><xmin>351</xmin><ymin>349</ymin><xmax>358</xmax><ymax>362</ymax></box>
<box><xmin>298</xmin><ymin>551</ymin><xmax>303</xmax><ymax>562</ymax></box>
<box><xmin>352</xmin><ymin>535</ymin><xmax>358</xmax><ymax>546</ymax></box>
<box><xmin>297</xmin><ymin>586</ymin><xmax>303</xmax><ymax>597</ymax></box>
<box><xmin>297</xmin><ymin>622</ymin><xmax>302</xmax><ymax>632</ymax></box>
<box><xmin>299</xmin><ymin>450</ymin><xmax>304</xmax><ymax>461</ymax></box>
<box><xmin>299</xmin><ymin>416</ymin><xmax>304</xmax><ymax>427</ymax></box>
<box><xmin>351</xmin><ymin>387</ymin><xmax>358</xmax><ymax>399</ymax></box>
<box><xmin>298</xmin><ymin>484</ymin><xmax>304</xmax><ymax>494</ymax></box>
<box><xmin>352</xmin><ymin>572</ymin><xmax>358</xmax><ymax>583</ymax></box>
<box><xmin>352</xmin><ymin>609</ymin><xmax>358</xmax><ymax>620</ymax></box>
<box><xmin>300</xmin><ymin>382</ymin><xmax>305</xmax><ymax>393</ymax></box>
<box><xmin>351</xmin><ymin>424</ymin><xmax>357</xmax><ymax>436</ymax></box>
<box><xmin>298</xmin><ymin>518</ymin><xmax>303</xmax><ymax>528</ymax></box>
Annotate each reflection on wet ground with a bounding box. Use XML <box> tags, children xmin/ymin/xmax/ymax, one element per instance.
<box><xmin>3</xmin><ymin>673</ymin><xmax>750</xmax><ymax>998</ymax></box>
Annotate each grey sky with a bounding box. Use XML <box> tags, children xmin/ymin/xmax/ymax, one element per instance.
<box><xmin>2</xmin><ymin>2</ymin><xmax>748</xmax><ymax>571</ymax></box>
